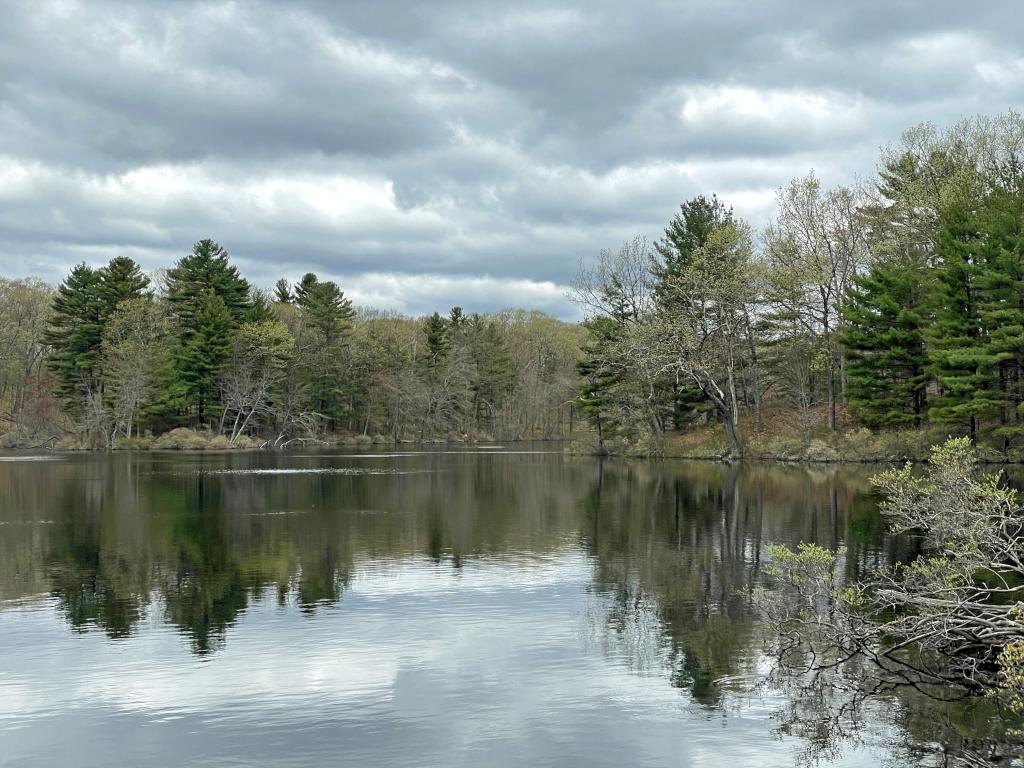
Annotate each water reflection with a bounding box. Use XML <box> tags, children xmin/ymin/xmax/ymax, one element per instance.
<box><xmin>0</xmin><ymin>450</ymin><xmax>996</xmax><ymax>765</ymax></box>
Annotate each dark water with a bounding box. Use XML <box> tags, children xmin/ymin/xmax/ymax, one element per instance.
<box><xmin>0</xmin><ymin>448</ymin><xmax>997</xmax><ymax>766</ymax></box>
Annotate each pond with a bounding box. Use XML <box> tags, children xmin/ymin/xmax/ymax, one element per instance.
<box><xmin>0</xmin><ymin>448</ymin><xmax>1004</xmax><ymax>766</ymax></box>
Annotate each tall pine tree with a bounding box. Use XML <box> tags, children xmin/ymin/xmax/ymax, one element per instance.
<box><xmin>973</xmin><ymin>182</ymin><xmax>1024</xmax><ymax>443</ymax></box>
<box><xmin>651</xmin><ymin>195</ymin><xmax>734</xmax><ymax>429</ymax></box>
<box><xmin>294</xmin><ymin>274</ymin><xmax>356</xmax><ymax>430</ymax></box>
<box><xmin>45</xmin><ymin>256</ymin><xmax>151</xmax><ymax>413</ymax></box>
<box><xmin>174</xmin><ymin>292</ymin><xmax>232</xmax><ymax>426</ymax></box>
<box><xmin>164</xmin><ymin>240</ymin><xmax>251</xmax><ymax>424</ymax></box>
<box><xmin>927</xmin><ymin>197</ymin><xmax>996</xmax><ymax>439</ymax></box>
<box><xmin>44</xmin><ymin>263</ymin><xmax>106</xmax><ymax>409</ymax></box>
<box><xmin>842</xmin><ymin>261</ymin><xmax>931</xmax><ymax>427</ymax></box>
<box><xmin>165</xmin><ymin>240</ymin><xmax>252</xmax><ymax>334</ymax></box>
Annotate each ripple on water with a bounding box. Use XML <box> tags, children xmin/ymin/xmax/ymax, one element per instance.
<box><xmin>199</xmin><ymin>468</ymin><xmax>430</xmax><ymax>476</ymax></box>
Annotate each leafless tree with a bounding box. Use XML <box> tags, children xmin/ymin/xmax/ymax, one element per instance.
<box><xmin>764</xmin><ymin>174</ymin><xmax>871</xmax><ymax>430</ymax></box>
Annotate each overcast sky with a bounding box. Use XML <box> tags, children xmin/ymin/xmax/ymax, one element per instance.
<box><xmin>1</xmin><ymin>1</ymin><xmax>1022</xmax><ymax>317</ymax></box>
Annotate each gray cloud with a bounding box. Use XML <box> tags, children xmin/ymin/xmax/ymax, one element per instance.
<box><xmin>1</xmin><ymin>0</ymin><xmax>1022</xmax><ymax>317</ymax></box>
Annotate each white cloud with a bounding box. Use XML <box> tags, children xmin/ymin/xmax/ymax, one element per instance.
<box><xmin>343</xmin><ymin>272</ymin><xmax>574</xmax><ymax>317</ymax></box>
<box><xmin>2</xmin><ymin>0</ymin><xmax>1024</xmax><ymax>317</ymax></box>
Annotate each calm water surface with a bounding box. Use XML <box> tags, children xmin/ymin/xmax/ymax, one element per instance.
<box><xmin>0</xmin><ymin>448</ymin><xmax>991</xmax><ymax>766</ymax></box>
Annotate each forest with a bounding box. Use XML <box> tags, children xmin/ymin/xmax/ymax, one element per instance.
<box><xmin>0</xmin><ymin>249</ymin><xmax>581</xmax><ymax>448</ymax></box>
<box><xmin>572</xmin><ymin>110</ymin><xmax>1024</xmax><ymax>460</ymax></box>
<box><xmin>3</xmin><ymin>109</ymin><xmax>1024</xmax><ymax>454</ymax></box>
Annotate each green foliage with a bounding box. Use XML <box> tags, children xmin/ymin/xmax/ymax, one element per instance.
<box><xmin>98</xmin><ymin>256</ymin><xmax>150</xmax><ymax>313</ymax></box>
<box><xmin>101</xmin><ymin>295</ymin><xmax>176</xmax><ymax>437</ymax></box>
<box><xmin>575</xmin><ymin>316</ymin><xmax>623</xmax><ymax>448</ymax></box>
<box><xmin>293</xmin><ymin>273</ymin><xmax>356</xmax><ymax>431</ymax></box>
<box><xmin>44</xmin><ymin>263</ymin><xmax>105</xmax><ymax>408</ymax></box>
<box><xmin>652</xmin><ymin>194</ymin><xmax>733</xmax><ymax>308</ymax></box>
<box><xmin>174</xmin><ymin>292</ymin><xmax>232</xmax><ymax>425</ymax></box>
<box><xmin>163</xmin><ymin>241</ymin><xmax>253</xmax><ymax>426</ymax></box>
<box><xmin>927</xmin><ymin>197</ymin><xmax>997</xmax><ymax>432</ymax></box>
<box><xmin>44</xmin><ymin>256</ymin><xmax>150</xmax><ymax>415</ymax></box>
<box><xmin>973</xmin><ymin>184</ymin><xmax>1024</xmax><ymax>441</ymax></box>
<box><xmin>273</xmin><ymin>278</ymin><xmax>293</xmax><ymax>304</ymax></box>
<box><xmin>165</xmin><ymin>239</ymin><xmax>252</xmax><ymax>334</ymax></box>
<box><xmin>842</xmin><ymin>260</ymin><xmax>931</xmax><ymax>427</ymax></box>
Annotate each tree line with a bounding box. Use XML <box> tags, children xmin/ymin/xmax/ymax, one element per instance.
<box><xmin>571</xmin><ymin>110</ymin><xmax>1024</xmax><ymax>457</ymax></box>
<box><xmin>5</xmin><ymin>110</ymin><xmax>1024</xmax><ymax>452</ymax></box>
<box><xmin>0</xmin><ymin>240</ymin><xmax>580</xmax><ymax>447</ymax></box>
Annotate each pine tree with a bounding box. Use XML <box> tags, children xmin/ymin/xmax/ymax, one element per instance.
<box><xmin>467</xmin><ymin>315</ymin><xmax>514</xmax><ymax>433</ymax></box>
<box><xmin>273</xmin><ymin>278</ymin><xmax>293</xmax><ymax>304</ymax></box>
<box><xmin>174</xmin><ymin>292</ymin><xmax>232</xmax><ymax>426</ymax></box>
<box><xmin>98</xmin><ymin>256</ymin><xmax>150</xmax><ymax>314</ymax></box>
<box><xmin>652</xmin><ymin>194</ymin><xmax>733</xmax><ymax>304</ymax></box>
<box><xmin>651</xmin><ymin>195</ymin><xmax>734</xmax><ymax>429</ymax></box>
<box><xmin>973</xmin><ymin>183</ymin><xmax>1024</xmax><ymax>442</ymax></box>
<box><xmin>245</xmin><ymin>289</ymin><xmax>276</xmax><ymax>324</ymax></box>
<box><xmin>296</xmin><ymin>278</ymin><xmax>355</xmax><ymax>342</ymax></box>
<box><xmin>163</xmin><ymin>241</ymin><xmax>253</xmax><ymax>423</ymax></box>
<box><xmin>927</xmin><ymin>198</ymin><xmax>996</xmax><ymax>438</ymax></box>
<box><xmin>165</xmin><ymin>240</ymin><xmax>252</xmax><ymax>334</ymax></box>
<box><xmin>294</xmin><ymin>274</ymin><xmax>356</xmax><ymax>430</ymax></box>
<box><xmin>842</xmin><ymin>261</ymin><xmax>931</xmax><ymax>427</ymax></box>
<box><xmin>575</xmin><ymin>316</ymin><xmax>622</xmax><ymax>451</ymax></box>
<box><xmin>293</xmin><ymin>273</ymin><xmax>318</xmax><ymax>304</ymax></box>
<box><xmin>423</xmin><ymin>313</ymin><xmax>449</xmax><ymax>363</ymax></box>
<box><xmin>44</xmin><ymin>263</ymin><xmax>106</xmax><ymax>409</ymax></box>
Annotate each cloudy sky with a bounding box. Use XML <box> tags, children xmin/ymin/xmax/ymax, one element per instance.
<box><xmin>1</xmin><ymin>1</ymin><xmax>1021</xmax><ymax>317</ymax></box>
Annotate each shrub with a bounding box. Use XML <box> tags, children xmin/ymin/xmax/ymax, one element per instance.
<box><xmin>805</xmin><ymin>439</ymin><xmax>840</xmax><ymax>462</ymax></box>
<box><xmin>153</xmin><ymin>428</ymin><xmax>209</xmax><ymax>450</ymax></box>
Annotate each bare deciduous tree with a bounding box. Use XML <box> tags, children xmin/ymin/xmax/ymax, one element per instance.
<box><xmin>764</xmin><ymin>174</ymin><xmax>870</xmax><ymax>430</ymax></box>
<box><xmin>219</xmin><ymin>320</ymin><xmax>294</xmax><ymax>445</ymax></box>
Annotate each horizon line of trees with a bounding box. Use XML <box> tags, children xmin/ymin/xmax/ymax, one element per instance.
<box><xmin>4</xmin><ymin>109</ymin><xmax>1024</xmax><ymax>452</ymax></box>
<box><xmin>0</xmin><ymin>240</ymin><xmax>581</xmax><ymax>447</ymax></box>
<box><xmin>571</xmin><ymin>109</ymin><xmax>1024</xmax><ymax>457</ymax></box>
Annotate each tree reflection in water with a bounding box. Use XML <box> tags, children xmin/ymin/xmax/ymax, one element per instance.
<box><xmin>0</xmin><ymin>450</ymin><xmax>1016</xmax><ymax>762</ymax></box>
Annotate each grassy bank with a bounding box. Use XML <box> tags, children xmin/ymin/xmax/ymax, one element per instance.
<box><xmin>0</xmin><ymin>427</ymin><xmax>522</xmax><ymax>451</ymax></box>
<box><xmin>572</xmin><ymin>406</ymin><xmax>1024</xmax><ymax>464</ymax></box>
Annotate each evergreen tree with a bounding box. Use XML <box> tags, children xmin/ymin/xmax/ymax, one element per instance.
<box><xmin>575</xmin><ymin>316</ymin><xmax>623</xmax><ymax>451</ymax></box>
<box><xmin>45</xmin><ymin>256</ymin><xmax>151</xmax><ymax>420</ymax></box>
<box><xmin>165</xmin><ymin>240</ymin><xmax>251</xmax><ymax>334</ymax></box>
<box><xmin>467</xmin><ymin>315</ymin><xmax>514</xmax><ymax>433</ymax></box>
<box><xmin>274</xmin><ymin>278</ymin><xmax>293</xmax><ymax>304</ymax></box>
<box><xmin>927</xmin><ymin>198</ymin><xmax>996</xmax><ymax>438</ymax></box>
<box><xmin>293</xmin><ymin>273</ymin><xmax>318</xmax><ymax>304</ymax></box>
<box><xmin>44</xmin><ymin>263</ymin><xmax>106</xmax><ymax>409</ymax></box>
<box><xmin>174</xmin><ymin>292</ymin><xmax>232</xmax><ymax>426</ymax></box>
<box><xmin>652</xmin><ymin>194</ymin><xmax>733</xmax><ymax>304</ymax></box>
<box><xmin>163</xmin><ymin>241</ymin><xmax>252</xmax><ymax>423</ymax></box>
<box><xmin>296</xmin><ymin>278</ymin><xmax>355</xmax><ymax>342</ymax></box>
<box><xmin>973</xmin><ymin>182</ymin><xmax>1024</xmax><ymax>442</ymax></box>
<box><xmin>423</xmin><ymin>312</ymin><xmax>449</xmax><ymax>362</ymax></box>
<box><xmin>842</xmin><ymin>261</ymin><xmax>931</xmax><ymax>427</ymax></box>
<box><xmin>651</xmin><ymin>195</ymin><xmax>734</xmax><ymax>429</ymax></box>
<box><xmin>98</xmin><ymin>256</ymin><xmax>150</xmax><ymax>314</ymax></box>
<box><xmin>245</xmin><ymin>288</ymin><xmax>276</xmax><ymax>324</ymax></box>
<box><xmin>294</xmin><ymin>274</ymin><xmax>356</xmax><ymax>430</ymax></box>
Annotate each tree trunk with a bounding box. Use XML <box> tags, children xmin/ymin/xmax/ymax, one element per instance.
<box><xmin>722</xmin><ymin>412</ymin><xmax>742</xmax><ymax>460</ymax></box>
<box><xmin>827</xmin><ymin>362</ymin><xmax>837</xmax><ymax>431</ymax></box>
